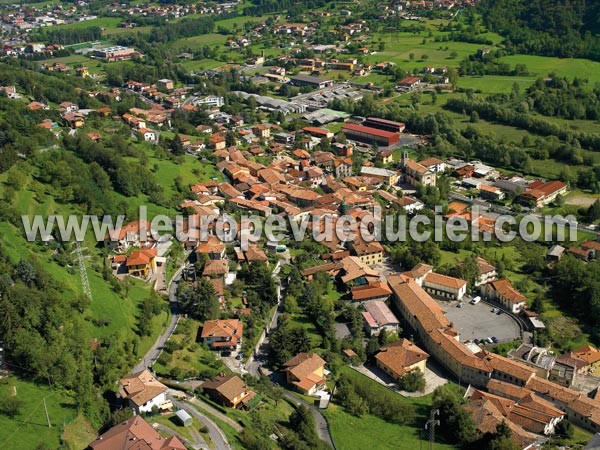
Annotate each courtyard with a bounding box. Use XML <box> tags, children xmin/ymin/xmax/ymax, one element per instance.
<box><xmin>441</xmin><ymin>299</ymin><xmax>522</xmax><ymax>345</ymax></box>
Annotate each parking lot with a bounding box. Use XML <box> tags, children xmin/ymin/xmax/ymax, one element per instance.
<box><xmin>442</xmin><ymin>300</ymin><xmax>522</xmax><ymax>344</ymax></box>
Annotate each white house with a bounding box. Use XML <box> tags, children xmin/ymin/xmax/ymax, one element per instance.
<box><xmin>119</xmin><ymin>369</ymin><xmax>168</xmax><ymax>415</ymax></box>
<box><xmin>138</xmin><ymin>127</ymin><xmax>158</xmax><ymax>143</ymax></box>
<box><xmin>481</xmin><ymin>279</ymin><xmax>526</xmax><ymax>314</ymax></box>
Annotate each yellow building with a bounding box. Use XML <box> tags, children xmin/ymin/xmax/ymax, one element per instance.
<box><xmin>125</xmin><ymin>248</ymin><xmax>157</xmax><ymax>278</ymax></box>
<box><xmin>283</xmin><ymin>353</ymin><xmax>326</xmax><ymax>395</ymax></box>
<box><xmin>375</xmin><ymin>339</ymin><xmax>428</xmax><ymax>382</ymax></box>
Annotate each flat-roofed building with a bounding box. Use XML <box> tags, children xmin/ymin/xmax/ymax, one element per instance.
<box><xmin>341</xmin><ymin>123</ymin><xmax>400</xmax><ymax>146</ymax></box>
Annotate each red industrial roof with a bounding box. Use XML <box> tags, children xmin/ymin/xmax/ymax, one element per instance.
<box><xmin>341</xmin><ymin>123</ymin><xmax>398</xmax><ymax>138</ymax></box>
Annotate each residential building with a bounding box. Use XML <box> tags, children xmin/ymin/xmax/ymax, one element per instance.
<box><xmin>351</xmin><ymin>281</ymin><xmax>392</xmax><ymax>302</ymax></box>
<box><xmin>202</xmin><ymin>374</ymin><xmax>256</xmax><ymax>408</ymax></box>
<box><xmin>104</xmin><ymin>220</ymin><xmax>152</xmax><ymax>251</ymax></box>
<box><xmin>88</xmin><ymin>416</ymin><xmax>185</xmax><ymax>450</ymax></box>
<box><xmin>469</xmin><ymin>388</ymin><xmax>564</xmax><ymax>436</ymax></box>
<box><xmin>418</xmin><ymin>157</ymin><xmax>446</xmax><ymax>173</ymax></box>
<box><xmin>360</xmin><ymin>166</ymin><xmax>399</xmax><ymax>185</ymax></box>
<box><xmin>283</xmin><ymin>353</ymin><xmax>327</xmax><ymax>395</ymax></box>
<box><xmin>401</xmin><ymin>152</ymin><xmax>436</xmax><ymax>187</ymax></box>
<box><xmin>519</xmin><ymin>181</ymin><xmax>568</xmax><ymax>207</ymax></box>
<box><xmin>475</xmin><ymin>257</ymin><xmax>498</xmax><ymax>286</ymax></box>
<box><xmin>156</xmin><ymin>79</ymin><xmax>174</xmax><ymax>90</ymax></box>
<box><xmin>349</xmin><ymin>238</ymin><xmax>384</xmax><ymax>266</ymax></box>
<box><xmin>376</xmin><ymin>150</ymin><xmax>393</xmax><ymax>165</ymax></box>
<box><xmin>252</xmin><ymin>124</ymin><xmax>270</xmax><ymax>140</ymax></box>
<box><xmin>119</xmin><ymin>369</ymin><xmax>168</xmax><ymax>415</ymax></box>
<box><xmin>481</xmin><ymin>279</ymin><xmax>526</xmax><ymax>313</ymax></box>
<box><xmin>200</xmin><ymin>319</ymin><xmax>243</xmax><ymax>351</ymax></box>
<box><xmin>375</xmin><ymin>339</ymin><xmax>429</xmax><ymax>382</ymax></box>
<box><xmin>479</xmin><ymin>184</ymin><xmax>506</xmax><ymax>201</ymax></box>
<box><xmin>571</xmin><ymin>345</ymin><xmax>600</xmax><ymax>375</ymax></box>
<box><xmin>396</xmin><ymin>76</ymin><xmax>421</xmax><ymax>89</ymax></box>
<box><xmin>403</xmin><ymin>263</ymin><xmax>467</xmax><ymax>301</ymax></box>
<box><xmin>126</xmin><ymin>248</ymin><xmax>158</xmax><ymax>278</ymax></box>
<box><xmin>138</xmin><ymin>128</ymin><xmax>157</xmax><ymax>143</ymax></box>
<box><xmin>362</xmin><ymin>300</ymin><xmax>400</xmax><ymax>336</ymax></box>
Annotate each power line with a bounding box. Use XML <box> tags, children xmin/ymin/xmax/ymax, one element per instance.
<box><xmin>74</xmin><ymin>242</ymin><xmax>93</xmax><ymax>303</ymax></box>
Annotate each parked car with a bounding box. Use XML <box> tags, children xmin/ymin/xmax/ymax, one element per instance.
<box><xmin>491</xmin><ymin>337</ymin><xmax>499</xmax><ymax>343</ymax></box>
<box><xmin>457</xmin><ymin>302</ymin><xmax>463</xmax><ymax>308</ymax></box>
<box><xmin>474</xmin><ymin>339</ymin><xmax>480</xmax><ymax>344</ymax></box>
<box><xmin>485</xmin><ymin>337</ymin><xmax>494</xmax><ymax>344</ymax></box>
<box><xmin>221</xmin><ymin>351</ymin><xmax>232</xmax><ymax>357</ymax></box>
<box><xmin>236</xmin><ymin>353</ymin><xmax>244</xmax><ymax>360</ymax></box>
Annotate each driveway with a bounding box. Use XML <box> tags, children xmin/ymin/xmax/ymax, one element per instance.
<box><xmin>171</xmin><ymin>398</ymin><xmax>231</xmax><ymax>450</ymax></box>
<box><xmin>283</xmin><ymin>391</ymin><xmax>335</xmax><ymax>448</ymax></box>
<box><xmin>351</xmin><ymin>359</ymin><xmax>449</xmax><ymax>397</ymax></box>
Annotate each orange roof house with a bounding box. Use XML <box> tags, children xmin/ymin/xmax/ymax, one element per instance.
<box><xmin>118</xmin><ymin>369</ymin><xmax>168</xmax><ymax>415</ymax></box>
<box><xmin>375</xmin><ymin>339</ymin><xmax>429</xmax><ymax>382</ymax></box>
<box><xmin>88</xmin><ymin>416</ymin><xmax>185</xmax><ymax>450</ymax></box>
<box><xmin>202</xmin><ymin>374</ymin><xmax>256</xmax><ymax>408</ymax></box>
<box><xmin>283</xmin><ymin>353</ymin><xmax>326</xmax><ymax>395</ymax></box>
<box><xmin>200</xmin><ymin>319</ymin><xmax>243</xmax><ymax>350</ymax></box>
<box><xmin>126</xmin><ymin>248</ymin><xmax>157</xmax><ymax>278</ymax></box>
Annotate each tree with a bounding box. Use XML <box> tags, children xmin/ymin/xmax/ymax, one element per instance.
<box><xmin>586</xmin><ymin>199</ymin><xmax>600</xmax><ymax>223</ymax></box>
<box><xmin>169</xmin><ymin>135</ymin><xmax>184</xmax><ymax>156</ymax></box>
<box><xmin>399</xmin><ymin>368</ymin><xmax>426</xmax><ymax>392</ymax></box>
<box><xmin>1</xmin><ymin>395</ymin><xmax>23</xmax><ymax>418</ymax></box>
<box><xmin>432</xmin><ymin>385</ymin><xmax>479</xmax><ymax>445</ymax></box>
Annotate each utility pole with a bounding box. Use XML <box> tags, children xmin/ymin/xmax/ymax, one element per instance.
<box><xmin>425</xmin><ymin>408</ymin><xmax>440</xmax><ymax>450</ymax></box>
<box><xmin>43</xmin><ymin>398</ymin><xmax>51</xmax><ymax>428</ymax></box>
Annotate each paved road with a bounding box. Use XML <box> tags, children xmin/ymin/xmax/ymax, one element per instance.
<box><xmin>283</xmin><ymin>392</ymin><xmax>335</xmax><ymax>448</ymax></box>
<box><xmin>171</xmin><ymin>398</ymin><xmax>231</xmax><ymax>450</ymax></box>
<box><xmin>244</xmin><ymin>265</ymin><xmax>335</xmax><ymax>448</ymax></box>
<box><xmin>185</xmin><ymin>395</ymin><xmax>243</xmax><ymax>432</ymax></box>
<box><xmin>131</xmin><ymin>266</ymin><xmax>184</xmax><ymax>374</ymax></box>
<box><xmin>153</xmin><ymin>422</ymin><xmax>208</xmax><ymax>450</ymax></box>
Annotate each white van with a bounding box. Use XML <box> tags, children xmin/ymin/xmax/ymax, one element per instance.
<box><xmin>470</xmin><ymin>296</ymin><xmax>481</xmax><ymax>305</ymax></box>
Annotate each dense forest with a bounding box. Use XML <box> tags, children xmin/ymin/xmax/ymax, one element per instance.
<box><xmin>480</xmin><ymin>0</ymin><xmax>600</xmax><ymax>61</ymax></box>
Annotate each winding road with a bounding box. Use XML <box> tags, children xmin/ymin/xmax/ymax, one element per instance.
<box><xmin>132</xmin><ymin>266</ymin><xmax>184</xmax><ymax>374</ymax></box>
<box><xmin>171</xmin><ymin>397</ymin><xmax>232</xmax><ymax>450</ymax></box>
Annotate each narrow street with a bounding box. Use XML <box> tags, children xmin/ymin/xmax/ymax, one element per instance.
<box><xmin>131</xmin><ymin>266</ymin><xmax>184</xmax><ymax>374</ymax></box>
<box><xmin>171</xmin><ymin>398</ymin><xmax>232</xmax><ymax>450</ymax></box>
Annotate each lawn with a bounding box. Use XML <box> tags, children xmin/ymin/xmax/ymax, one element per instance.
<box><xmin>62</xmin><ymin>415</ymin><xmax>97</xmax><ymax>450</ymax></box>
<box><xmin>55</xmin><ymin>17</ymin><xmax>122</xmax><ymax>31</ymax></box>
<box><xmin>323</xmin><ymin>367</ymin><xmax>457</xmax><ymax>450</ymax></box>
<box><xmin>152</xmin><ymin>318</ymin><xmax>228</xmax><ymax>378</ymax></box>
<box><xmin>457</xmin><ymin>76</ymin><xmax>536</xmax><ymax>94</ymax></box>
<box><xmin>0</xmin><ymin>377</ymin><xmax>78</xmax><ymax>450</ymax></box>
<box><xmin>364</xmin><ymin>36</ymin><xmax>485</xmax><ymax>70</ymax></box>
<box><xmin>498</xmin><ymin>55</ymin><xmax>600</xmax><ymax>84</ymax></box>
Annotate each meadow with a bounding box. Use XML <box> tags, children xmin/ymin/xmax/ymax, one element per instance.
<box><xmin>323</xmin><ymin>367</ymin><xmax>456</xmax><ymax>450</ymax></box>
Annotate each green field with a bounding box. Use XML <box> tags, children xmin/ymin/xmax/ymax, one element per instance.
<box><xmin>498</xmin><ymin>55</ymin><xmax>600</xmax><ymax>84</ymax></box>
<box><xmin>365</xmin><ymin>36</ymin><xmax>484</xmax><ymax>70</ymax></box>
<box><xmin>0</xmin><ymin>378</ymin><xmax>77</xmax><ymax>449</ymax></box>
<box><xmin>323</xmin><ymin>367</ymin><xmax>456</xmax><ymax>450</ymax></box>
<box><xmin>55</xmin><ymin>17</ymin><xmax>123</xmax><ymax>31</ymax></box>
